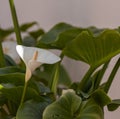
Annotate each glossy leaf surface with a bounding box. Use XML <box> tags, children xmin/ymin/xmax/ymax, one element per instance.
<box><xmin>63</xmin><ymin>30</ymin><xmax>120</xmax><ymax>68</ymax></box>
<box><xmin>43</xmin><ymin>90</ymin><xmax>103</xmax><ymax>119</ymax></box>
<box><xmin>37</xmin><ymin>22</ymin><xmax>75</xmax><ymax>49</ymax></box>
<box><xmin>16</xmin><ymin>100</ymin><xmax>49</xmax><ymax>119</ymax></box>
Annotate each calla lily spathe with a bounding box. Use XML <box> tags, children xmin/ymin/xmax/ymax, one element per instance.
<box><xmin>16</xmin><ymin>45</ymin><xmax>61</xmax><ymax>81</ymax></box>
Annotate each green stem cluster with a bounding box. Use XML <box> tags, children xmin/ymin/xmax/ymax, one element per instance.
<box><xmin>104</xmin><ymin>58</ymin><xmax>120</xmax><ymax>93</ymax></box>
<box><xmin>94</xmin><ymin>61</ymin><xmax>110</xmax><ymax>89</ymax></box>
<box><xmin>79</xmin><ymin>66</ymin><xmax>96</xmax><ymax>91</ymax></box>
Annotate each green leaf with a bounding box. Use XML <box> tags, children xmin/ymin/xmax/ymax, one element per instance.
<box><xmin>37</xmin><ymin>22</ymin><xmax>75</xmax><ymax>49</ymax></box>
<box><xmin>16</xmin><ymin>100</ymin><xmax>49</xmax><ymax>119</ymax></box>
<box><xmin>107</xmin><ymin>99</ymin><xmax>120</xmax><ymax>111</ymax></box>
<box><xmin>0</xmin><ymin>27</ymin><xmax>14</xmax><ymax>39</ymax></box>
<box><xmin>77</xmin><ymin>99</ymin><xmax>103</xmax><ymax>119</ymax></box>
<box><xmin>28</xmin><ymin>80</ymin><xmax>50</xmax><ymax>94</ymax></box>
<box><xmin>58</xmin><ymin>64</ymin><xmax>72</xmax><ymax>86</ymax></box>
<box><xmin>91</xmin><ymin>89</ymin><xmax>111</xmax><ymax>107</ymax></box>
<box><xmin>0</xmin><ymin>86</ymin><xmax>40</xmax><ymax>104</ymax></box>
<box><xmin>43</xmin><ymin>89</ymin><xmax>82</xmax><ymax>119</ymax></box>
<box><xmin>0</xmin><ymin>73</ymin><xmax>25</xmax><ymax>86</ymax></box>
<box><xmin>33</xmin><ymin>64</ymin><xmax>71</xmax><ymax>87</ymax></box>
<box><xmin>63</xmin><ymin>30</ymin><xmax>120</xmax><ymax>68</ymax></box>
<box><xmin>23</xmin><ymin>36</ymin><xmax>36</xmax><ymax>47</ymax></box>
<box><xmin>29</xmin><ymin>29</ymin><xmax>44</xmax><ymax>39</ymax></box>
<box><xmin>52</xmin><ymin>28</ymin><xmax>88</xmax><ymax>49</ymax></box>
<box><xmin>88</xmin><ymin>26</ymin><xmax>105</xmax><ymax>36</ymax></box>
<box><xmin>0</xmin><ymin>22</ymin><xmax>37</xmax><ymax>39</ymax></box>
<box><xmin>4</xmin><ymin>55</ymin><xmax>17</xmax><ymax>66</ymax></box>
<box><xmin>43</xmin><ymin>89</ymin><xmax>103</xmax><ymax>119</ymax></box>
<box><xmin>20</xmin><ymin>22</ymin><xmax>37</xmax><ymax>32</ymax></box>
<box><xmin>0</xmin><ymin>66</ymin><xmax>24</xmax><ymax>75</ymax></box>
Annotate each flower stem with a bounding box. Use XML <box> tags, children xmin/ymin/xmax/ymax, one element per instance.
<box><xmin>9</xmin><ymin>0</ymin><xmax>22</xmax><ymax>45</ymax></box>
<box><xmin>50</xmin><ymin>53</ymin><xmax>64</xmax><ymax>95</ymax></box>
<box><xmin>20</xmin><ymin>82</ymin><xmax>28</xmax><ymax>106</ymax></box>
<box><xmin>0</xmin><ymin>41</ymin><xmax>6</xmax><ymax>67</ymax></box>
<box><xmin>50</xmin><ymin>62</ymin><xmax>60</xmax><ymax>95</ymax></box>
<box><xmin>104</xmin><ymin>57</ymin><xmax>120</xmax><ymax>93</ymax></box>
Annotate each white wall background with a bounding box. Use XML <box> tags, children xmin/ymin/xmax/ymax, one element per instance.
<box><xmin>1</xmin><ymin>0</ymin><xmax>120</xmax><ymax>118</ymax></box>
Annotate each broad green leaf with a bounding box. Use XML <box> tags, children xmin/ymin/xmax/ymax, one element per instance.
<box><xmin>53</xmin><ymin>28</ymin><xmax>88</xmax><ymax>49</ymax></box>
<box><xmin>0</xmin><ymin>86</ymin><xmax>40</xmax><ymax>104</ymax></box>
<box><xmin>43</xmin><ymin>89</ymin><xmax>103</xmax><ymax>119</ymax></box>
<box><xmin>0</xmin><ymin>66</ymin><xmax>24</xmax><ymax>75</ymax></box>
<box><xmin>88</xmin><ymin>26</ymin><xmax>105</xmax><ymax>36</ymax></box>
<box><xmin>16</xmin><ymin>100</ymin><xmax>49</xmax><ymax>119</ymax></box>
<box><xmin>77</xmin><ymin>99</ymin><xmax>103</xmax><ymax>119</ymax></box>
<box><xmin>43</xmin><ymin>89</ymin><xmax>82</xmax><ymax>119</ymax></box>
<box><xmin>63</xmin><ymin>30</ymin><xmax>120</xmax><ymax>68</ymax></box>
<box><xmin>107</xmin><ymin>99</ymin><xmax>120</xmax><ymax>111</ymax></box>
<box><xmin>91</xmin><ymin>89</ymin><xmax>111</xmax><ymax>107</ymax></box>
<box><xmin>0</xmin><ymin>73</ymin><xmax>25</xmax><ymax>86</ymax></box>
<box><xmin>28</xmin><ymin>79</ymin><xmax>50</xmax><ymax>94</ymax></box>
<box><xmin>33</xmin><ymin>64</ymin><xmax>71</xmax><ymax>86</ymax></box>
<box><xmin>37</xmin><ymin>22</ymin><xmax>74</xmax><ymax>48</ymax></box>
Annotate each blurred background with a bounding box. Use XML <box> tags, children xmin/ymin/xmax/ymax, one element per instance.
<box><xmin>1</xmin><ymin>0</ymin><xmax>120</xmax><ymax>118</ymax></box>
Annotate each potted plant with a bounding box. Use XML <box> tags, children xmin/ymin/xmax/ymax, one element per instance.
<box><xmin>0</xmin><ymin>0</ymin><xmax>120</xmax><ymax>119</ymax></box>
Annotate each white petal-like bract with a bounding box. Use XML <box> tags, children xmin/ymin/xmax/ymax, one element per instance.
<box><xmin>16</xmin><ymin>45</ymin><xmax>61</xmax><ymax>65</ymax></box>
<box><xmin>16</xmin><ymin>45</ymin><xmax>61</xmax><ymax>81</ymax></box>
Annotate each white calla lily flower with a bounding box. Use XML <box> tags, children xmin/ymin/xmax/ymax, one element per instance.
<box><xmin>16</xmin><ymin>45</ymin><xmax>61</xmax><ymax>82</ymax></box>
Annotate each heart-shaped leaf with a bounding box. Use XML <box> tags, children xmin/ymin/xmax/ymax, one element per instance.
<box><xmin>43</xmin><ymin>89</ymin><xmax>103</xmax><ymax>119</ymax></box>
<box><xmin>0</xmin><ymin>86</ymin><xmax>40</xmax><ymax>104</ymax></box>
<box><xmin>37</xmin><ymin>22</ymin><xmax>75</xmax><ymax>49</ymax></box>
<box><xmin>77</xmin><ymin>99</ymin><xmax>103</xmax><ymax>119</ymax></box>
<box><xmin>63</xmin><ymin>30</ymin><xmax>120</xmax><ymax>68</ymax></box>
<box><xmin>16</xmin><ymin>100</ymin><xmax>49</xmax><ymax>119</ymax></box>
<box><xmin>53</xmin><ymin>28</ymin><xmax>88</xmax><ymax>49</ymax></box>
